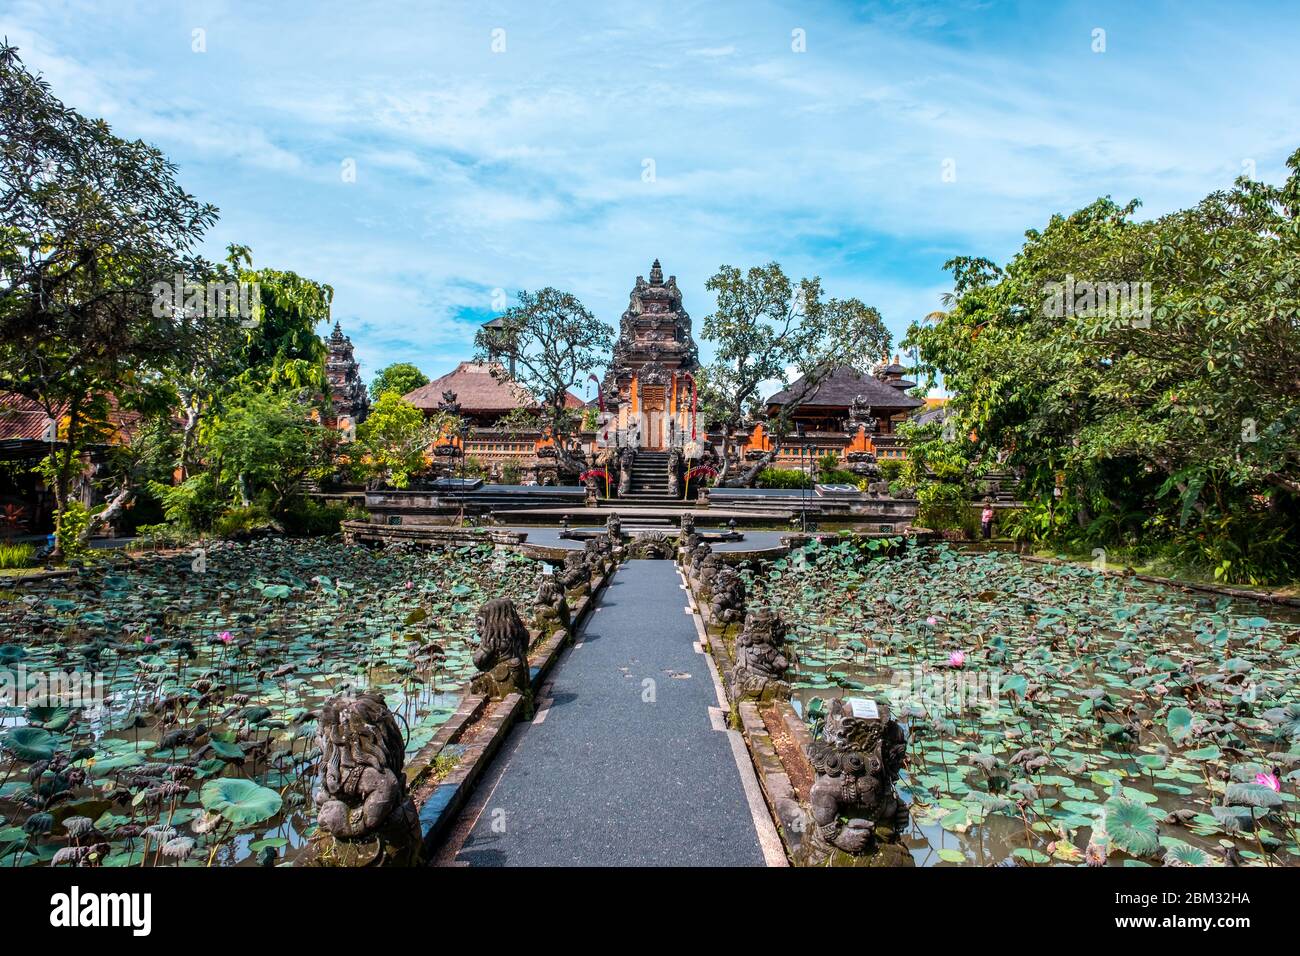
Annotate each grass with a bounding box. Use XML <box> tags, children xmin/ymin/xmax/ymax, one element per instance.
<box><xmin>1032</xmin><ymin>545</ymin><xmax>1300</xmax><ymax>598</ymax></box>
<box><xmin>0</xmin><ymin>542</ymin><xmax>36</xmax><ymax>570</ymax></box>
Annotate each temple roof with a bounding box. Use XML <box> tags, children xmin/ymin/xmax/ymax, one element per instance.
<box><xmin>403</xmin><ymin>363</ymin><xmax>584</xmax><ymax>414</ymax></box>
<box><xmin>0</xmin><ymin>392</ymin><xmax>139</xmax><ymax>445</ymax></box>
<box><xmin>765</xmin><ymin>366</ymin><xmax>924</xmax><ymax>411</ymax></box>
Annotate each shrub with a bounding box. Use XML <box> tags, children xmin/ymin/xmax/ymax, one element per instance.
<box><xmin>817</xmin><ymin>467</ymin><xmax>861</xmax><ymax>486</ymax></box>
<box><xmin>500</xmin><ymin>462</ymin><xmax>522</xmax><ymax>485</ymax></box>
<box><xmin>757</xmin><ymin>468</ymin><xmax>813</xmax><ymax>490</ymax></box>
<box><xmin>916</xmin><ymin>482</ymin><xmax>972</xmax><ymax>534</ymax></box>
<box><xmin>54</xmin><ymin>501</ymin><xmax>93</xmax><ymax>561</ymax></box>
<box><xmin>278</xmin><ymin>498</ymin><xmax>347</xmax><ymax>537</ymax></box>
<box><xmin>211</xmin><ymin>506</ymin><xmax>278</xmax><ymax>539</ymax></box>
<box><xmin>878</xmin><ymin>458</ymin><xmax>904</xmax><ymax>483</ymax></box>
<box><xmin>148</xmin><ymin>472</ymin><xmax>225</xmax><ymax>532</ymax></box>
<box><xmin>0</xmin><ymin>542</ymin><xmax>36</xmax><ymax>569</ymax></box>
<box><xmin>130</xmin><ymin>522</ymin><xmax>197</xmax><ymax>550</ymax></box>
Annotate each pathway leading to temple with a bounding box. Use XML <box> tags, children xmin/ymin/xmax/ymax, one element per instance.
<box><xmin>437</xmin><ymin>560</ymin><xmax>786</xmax><ymax>867</ymax></box>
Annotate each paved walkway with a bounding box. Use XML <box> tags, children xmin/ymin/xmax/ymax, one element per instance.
<box><xmin>441</xmin><ymin>560</ymin><xmax>784</xmax><ymax>867</ymax></box>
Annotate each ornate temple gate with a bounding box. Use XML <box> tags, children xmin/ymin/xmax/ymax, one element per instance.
<box><xmin>604</xmin><ymin>259</ymin><xmax>700</xmax><ymax>451</ymax></box>
<box><xmin>640</xmin><ymin>385</ymin><xmax>667</xmax><ymax>449</ymax></box>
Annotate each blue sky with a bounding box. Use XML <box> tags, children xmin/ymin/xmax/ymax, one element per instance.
<box><xmin>4</xmin><ymin>0</ymin><xmax>1298</xmax><ymax>395</ymax></box>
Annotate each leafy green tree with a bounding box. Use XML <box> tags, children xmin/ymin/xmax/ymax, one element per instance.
<box><xmin>906</xmin><ymin>149</ymin><xmax>1300</xmax><ymax>583</ymax></box>
<box><xmin>0</xmin><ymin>43</ymin><xmax>219</xmax><ymax>558</ymax></box>
<box><xmin>700</xmin><ymin>262</ymin><xmax>890</xmax><ymax>485</ymax></box>
<box><xmin>176</xmin><ymin>246</ymin><xmax>332</xmax><ymax>478</ymax></box>
<box><xmin>369</xmin><ymin>362</ymin><xmax>428</xmax><ymax>401</ymax></box>
<box><xmin>355</xmin><ymin>392</ymin><xmax>442</xmax><ymax>489</ymax></box>
<box><xmin>474</xmin><ymin>288</ymin><xmax>612</xmax><ymax>471</ymax></box>
<box><xmin>205</xmin><ymin>388</ymin><xmax>331</xmax><ymax>513</ymax></box>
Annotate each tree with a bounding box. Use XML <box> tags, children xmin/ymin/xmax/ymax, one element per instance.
<box><xmin>370</xmin><ymin>362</ymin><xmax>428</xmax><ymax>401</ymax></box>
<box><xmin>175</xmin><ymin>246</ymin><xmax>332</xmax><ymax>479</ymax></box>
<box><xmin>474</xmin><ymin>288</ymin><xmax>612</xmax><ymax>471</ymax></box>
<box><xmin>205</xmin><ymin>388</ymin><xmax>331</xmax><ymax>513</ymax></box>
<box><xmin>0</xmin><ymin>43</ymin><xmax>219</xmax><ymax>557</ymax></box>
<box><xmin>700</xmin><ymin>262</ymin><xmax>890</xmax><ymax>485</ymax></box>
<box><xmin>355</xmin><ymin>392</ymin><xmax>443</xmax><ymax>489</ymax></box>
<box><xmin>905</xmin><ymin>149</ymin><xmax>1300</xmax><ymax>583</ymax></box>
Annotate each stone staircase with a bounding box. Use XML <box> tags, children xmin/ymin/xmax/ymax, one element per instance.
<box><xmin>626</xmin><ymin>450</ymin><xmax>672</xmax><ymax>499</ymax></box>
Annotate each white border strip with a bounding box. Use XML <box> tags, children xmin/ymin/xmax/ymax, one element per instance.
<box><xmin>677</xmin><ymin>566</ymin><xmax>788</xmax><ymax>867</ymax></box>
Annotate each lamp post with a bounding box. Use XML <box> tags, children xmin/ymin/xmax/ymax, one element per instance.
<box><xmin>796</xmin><ymin>423</ymin><xmax>807</xmax><ymax>533</ymax></box>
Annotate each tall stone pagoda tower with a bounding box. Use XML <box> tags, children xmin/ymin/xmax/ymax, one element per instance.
<box><xmin>325</xmin><ymin>322</ymin><xmax>370</xmax><ymax>430</ymax></box>
<box><xmin>605</xmin><ymin>259</ymin><xmax>700</xmax><ymax>450</ymax></box>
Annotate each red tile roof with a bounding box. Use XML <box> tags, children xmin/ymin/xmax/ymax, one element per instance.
<box><xmin>0</xmin><ymin>393</ymin><xmax>56</xmax><ymax>441</ymax></box>
<box><xmin>0</xmin><ymin>392</ymin><xmax>138</xmax><ymax>444</ymax></box>
<box><xmin>404</xmin><ymin>362</ymin><xmax>585</xmax><ymax>414</ymax></box>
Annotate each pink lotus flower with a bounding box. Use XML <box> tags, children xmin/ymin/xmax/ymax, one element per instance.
<box><xmin>143</xmin><ymin>635</ymin><xmax>153</xmax><ymax>644</ymax></box>
<box><xmin>948</xmin><ymin>650</ymin><xmax>966</xmax><ymax>668</ymax></box>
<box><xmin>926</xmin><ymin>616</ymin><xmax>938</xmax><ymax>627</ymax></box>
<box><xmin>1256</xmin><ymin>772</ymin><xmax>1281</xmax><ymax>792</ymax></box>
<box><xmin>405</xmin><ymin>581</ymin><xmax>414</xmax><ymax>590</ymax></box>
<box><xmin>219</xmin><ymin>631</ymin><xmax>233</xmax><ymax>644</ymax></box>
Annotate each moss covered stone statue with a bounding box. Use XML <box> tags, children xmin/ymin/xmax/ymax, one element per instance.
<box><xmin>533</xmin><ymin>577</ymin><xmax>570</xmax><ymax>633</ymax></box>
<box><xmin>796</xmin><ymin>696</ymin><xmax>913</xmax><ymax>867</ymax></box>
<box><xmin>309</xmin><ymin>691</ymin><xmax>421</xmax><ymax>866</ymax></box>
<box><xmin>470</xmin><ymin>598</ymin><xmax>531</xmax><ymax>702</ymax></box>
<box><xmin>728</xmin><ymin>609</ymin><xmax>794</xmax><ymax>701</ymax></box>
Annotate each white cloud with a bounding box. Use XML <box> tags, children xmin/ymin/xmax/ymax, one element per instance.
<box><xmin>3</xmin><ymin>0</ymin><xmax>1297</xmax><ymax>381</ymax></box>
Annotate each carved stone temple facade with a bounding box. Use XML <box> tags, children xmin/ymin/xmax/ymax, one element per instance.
<box><xmin>602</xmin><ymin>259</ymin><xmax>701</xmax><ymax>451</ymax></box>
<box><xmin>325</xmin><ymin>322</ymin><xmax>370</xmax><ymax>431</ymax></box>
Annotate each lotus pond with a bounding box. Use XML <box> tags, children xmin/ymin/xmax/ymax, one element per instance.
<box><xmin>0</xmin><ymin>539</ymin><xmax>544</xmax><ymax>866</ymax></box>
<box><xmin>742</xmin><ymin>541</ymin><xmax>1300</xmax><ymax>867</ymax></box>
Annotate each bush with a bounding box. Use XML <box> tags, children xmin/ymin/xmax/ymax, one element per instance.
<box><xmin>757</xmin><ymin>468</ymin><xmax>813</xmax><ymax>490</ymax></box>
<box><xmin>0</xmin><ymin>542</ymin><xmax>36</xmax><ymax>569</ymax></box>
<box><xmin>878</xmin><ymin>458</ymin><xmax>904</xmax><ymax>483</ymax></box>
<box><xmin>54</xmin><ymin>501</ymin><xmax>93</xmax><ymax>561</ymax></box>
<box><xmin>500</xmin><ymin>462</ymin><xmax>522</xmax><ymax>485</ymax></box>
<box><xmin>916</xmin><ymin>482</ymin><xmax>974</xmax><ymax>534</ymax></box>
<box><xmin>131</xmin><ymin>522</ymin><xmax>197</xmax><ymax>550</ymax></box>
<box><xmin>211</xmin><ymin>506</ymin><xmax>279</xmax><ymax>539</ymax></box>
<box><xmin>149</xmin><ymin>473</ymin><xmax>224</xmax><ymax>532</ymax></box>
<box><xmin>817</xmin><ymin>467</ymin><xmax>862</xmax><ymax>486</ymax></box>
<box><xmin>278</xmin><ymin>498</ymin><xmax>347</xmax><ymax>537</ymax></box>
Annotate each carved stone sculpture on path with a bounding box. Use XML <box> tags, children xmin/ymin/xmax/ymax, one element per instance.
<box><xmin>557</xmin><ymin>552</ymin><xmax>591</xmax><ymax>595</ymax></box>
<box><xmin>311</xmin><ymin>691</ymin><xmax>421</xmax><ymax>866</ymax></box>
<box><xmin>533</xmin><ymin>577</ymin><xmax>570</xmax><ymax>633</ymax></box>
<box><xmin>584</xmin><ymin>535</ymin><xmax>614</xmax><ymax>575</ymax></box>
<box><xmin>666</xmin><ymin>447</ymin><xmax>683</xmax><ymax>497</ymax></box>
<box><xmin>728</xmin><ymin>609</ymin><xmax>794</xmax><ymax>701</ymax></box>
<box><xmin>708</xmin><ymin>566</ymin><xmax>746</xmax><ymax>624</ymax></box>
<box><xmin>691</xmin><ymin>544</ymin><xmax>719</xmax><ymax>591</ymax></box>
<box><xmin>470</xmin><ymin>598</ymin><xmax>530</xmax><ymax>701</ymax></box>
<box><xmin>606</xmin><ymin>513</ymin><xmax>622</xmax><ymax>543</ymax></box>
<box><xmin>798</xmin><ymin>697</ymin><xmax>912</xmax><ymax>866</ymax></box>
<box><xmin>617</xmin><ymin>448</ymin><xmax>635</xmax><ymax>496</ymax></box>
<box><xmin>679</xmin><ymin>512</ymin><xmax>700</xmax><ymax>552</ymax></box>
<box><xmin>629</xmin><ymin>530</ymin><xmax>673</xmax><ymax>559</ymax></box>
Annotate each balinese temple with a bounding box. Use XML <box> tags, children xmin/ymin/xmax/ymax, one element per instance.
<box><xmin>404</xmin><ymin>361</ymin><xmax>537</xmax><ymax>428</ymax></box>
<box><xmin>758</xmin><ymin>355</ymin><xmax>923</xmax><ymax>462</ymax></box>
<box><xmin>403</xmin><ymin>341</ymin><xmax>588</xmax><ymax>481</ymax></box>
<box><xmin>324</xmin><ymin>322</ymin><xmax>370</xmax><ymax>429</ymax></box>
<box><xmin>603</xmin><ymin>259</ymin><xmax>701</xmax><ymax>450</ymax></box>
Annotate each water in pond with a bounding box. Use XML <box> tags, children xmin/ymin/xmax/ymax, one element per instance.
<box><xmin>743</xmin><ymin>541</ymin><xmax>1300</xmax><ymax>867</ymax></box>
<box><xmin>0</xmin><ymin>539</ymin><xmax>543</xmax><ymax>867</ymax></box>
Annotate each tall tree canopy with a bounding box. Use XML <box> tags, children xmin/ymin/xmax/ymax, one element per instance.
<box><xmin>906</xmin><ymin>149</ymin><xmax>1300</xmax><ymax>583</ymax></box>
<box><xmin>474</xmin><ymin>288</ymin><xmax>612</xmax><ymax>456</ymax></box>
<box><xmin>700</xmin><ymin>262</ymin><xmax>890</xmax><ymax>484</ymax></box>
<box><xmin>0</xmin><ymin>42</ymin><xmax>220</xmax><ymax>554</ymax></box>
<box><xmin>369</xmin><ymin>362</ymin><xmax>428</xmax><ymax>401</ymax></box>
